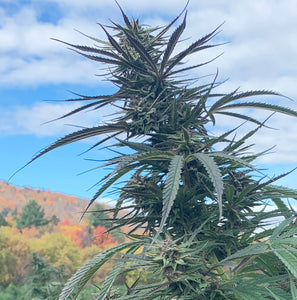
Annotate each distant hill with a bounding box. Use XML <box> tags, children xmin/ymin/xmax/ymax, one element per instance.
<box><xmin>0</xmin><ymin>180</ymin><xmax>92</xmax><ymax>223</ymax></box>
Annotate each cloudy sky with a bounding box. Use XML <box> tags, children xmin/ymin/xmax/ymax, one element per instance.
<box><xmin>1</xmin><ymin>0</ymin><xmax>297</xmax><ymax>200</ymax></box>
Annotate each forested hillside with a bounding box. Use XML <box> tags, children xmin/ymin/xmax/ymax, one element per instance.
<box><xmin>0</xmin><ymin>180</ymin><xmax>91</xmax><ymax>223</ymax></box>
<box><xmin>0</xmin><ymin>180</ymin><xmax>127</xmax><ymax>299</ymax></box>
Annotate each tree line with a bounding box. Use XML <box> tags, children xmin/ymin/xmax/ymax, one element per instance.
<box><xmin>0</xmin><ymin>200</ymin><xmax>123</xmax><ymax>299</ymax></box>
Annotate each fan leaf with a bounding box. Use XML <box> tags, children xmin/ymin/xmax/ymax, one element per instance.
<box><xmin>271</xmin><ymin>244</ymin><xmax>297</xmax><ymax>278</ymax></box>
<box><xmin>18</xmin><ymin>124</ymin><xmax>127</xmax><ymax>174</ymax></box>
<box><xmin>95</xmin><ymin>261</ymin><xmax>125</xmax><ymax>299</ymax></box>
<box><xmin>209</xmin><ymin>90</ymin><xmax>281</xmax><ymax>113</ymax></box>
<box><xmin>210</xmin><ymin>152</ymin><xmax>258</xmax><ymax>172</ymax></box>
<box><xmin>158</xmin><ymin>155</ymin><xmax>183</xmax><ymax>237</ymax></box>
<box><xmin>164</xmin><ymin>24</ymin><xmax>222</xmax><ymax>75</ymax></box>
<box><xmin>59</xmin><ymin>242</ymin><xmax>141</xmax><ymax>300</ymax></box>
<box><xmin>160</xmin><ymin>13</ymin><xmax>186</xmax><ymax>73</ymax></box>
<box><xmin>193</xmin><ymin>153</ymin><xmax>224</xmax><ymax>218</ymax></box>
<box><xmin>216</xmin><ymin>102</ymin><xmax>297</xmax><ymax>118</ymax></box>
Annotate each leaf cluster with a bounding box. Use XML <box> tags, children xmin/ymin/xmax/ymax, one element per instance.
<box><xmin>16</xmin><ymin>199</ymin><xmax>49</xmax><ymax>230</ymax></box>
<box><xmin>23</xmin><ymin>3</ymin><xmax>297</xmax><ymax>299</ymax></box>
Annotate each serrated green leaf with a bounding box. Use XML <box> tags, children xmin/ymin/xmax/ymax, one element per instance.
<box><xmin>222</xmin><ymin>242</ymin><xmax>268</xmax><ymax>262</ymax></box>
<box><xmin>265</xmin><ymin>287</ymin><xmax>284</xmax><ymax>300</ymax></box>
<box><xmin>217</xmin><ymin>102</ymin><xmax>297</xmax><ymax>119</ymax></box>
<box><xmin>276</xmin><ymin>237</ymin><xmax>297</xmax><ymax>246</ymax></box>
<box><xmin>271</xmin><ymin>244</ymin><xmax>297</xmax><ymax>278</ymax></box>
<box><xmin>31</xmin><ymin>124</ymin><xmax>126</xmax><ymax>164</ymax></box>
<box><xmin>59</xmin><ymin>242</ymin><xmax>141</xmax><ymax>300</ymax></box>
<box><xmin>264</xmin><ymin>185</ymin><xmax>297</xmax><ymax>200</ymax></box>
<box><xmin>52</xmin><ymin>38</ymin><xmax>121</xmax><ymax>59</ymax></box>
<box><xmin>115</xmin><ymin>0</ymin><xmax>132</xmax><ymax>29</ymax></box>
<box><xmin>161</xmin><ymin>13</ymin><xmax>186</xmax><ymax>73</ymax></box>
<box><xmin>99</xmin><ymin>24</ymin><xmax>130</xmax><ymax>60</ymax></box>
<box><xmin>165</xmin><ymin>24</ymin><xmax>222</xmax><ymax>75</ymax></box>
<box><xmin>277</xmin><ymin>226</ymin><xmax>297</xmax><ymax>240</ymax></box>
<box><xmin>214</xmin><ymin>110</ymin><xmax>269</xmax><ymax>126</ymax></box>
<box><xmin>116</xmin><ymin>140</ymin><xmax>156</xmax><ymax>152</ymax></box>
<box><xmin>70</xmin><ymin>49</ymin><xmax>123</xmax><ymax>65</ymax></box>
<box><xmin>193</xmin><ymin>153</ymin><xmax>224</xmax><ymax>218</ymax></box>
<box><xmin>224</xmin><ymin>125</ymin><xmax>261</xmax><ymax>153</ymax></box>
<box><xmin>209</xmin><ymin>90</ymin><xmax>280</xmax><ymax>113</ymax></box>
<box><xmin>157</xmin><ymin>155</ymin><xmax>183</xmax><ymax>239</ymax></box>
<box><xmin>270</xmin><ymin>216</ymin><xmax>295</xmax><ymax>241</ymax></box>
<box><xmin>95</xmin><ymin>261</ymin><xmax>125</xmax><ymax>299</ymax></box>
<box><xmin>272</xmin><ymin>198</ymin><xmax>290</xmax><ymax>213</ymax></box>
<box><xmin>82</xmin><ymin>164</ymin><xmax>138</xmax><ymax>218</ymax></box>
<box><xmin>210</xmin><ymin>152</ymin><xmax>258</xmax><ymax>172</ymax></box>
<box><xmin>234</xmin><ymin>275</ymin><xmax>289</xmax><ymax>300</ymax></box>
<box><xmin>290</xmin><ymin>276</ymin><xmax>297</xmax><ymax>299</ymax></box>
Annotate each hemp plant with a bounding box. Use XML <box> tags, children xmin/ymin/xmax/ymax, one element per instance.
<box><xmin>28</xmin><ymin>3</ymin><xmax>297</xmax><ymax>299</ymax></box>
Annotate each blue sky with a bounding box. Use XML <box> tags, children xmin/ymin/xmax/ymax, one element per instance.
<box><xmin>1</xmin><ymin>0</ymin><xmax>297</xmax><ymax>201</ymax></box>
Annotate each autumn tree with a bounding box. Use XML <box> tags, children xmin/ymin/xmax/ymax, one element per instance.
<box><xmin>88</xmin><ymin>203</ymin><xmax>110</xmax><ymax>228</ymax></box>
<box><xmin>92</xmin><ymin>226</ymin><xmax>117</xmax><ymax>249</ymax></box>
<box><xmin>23</xmin><ymin>253</ymin><xmax>68</xmax><ymax>300</ymax></box>
<box><xmin>16</xmin><ymin>199</ymin><xmax>49</xmax><ymax>229</ymax></box>
<box><xmin>29</xmin><ymin>232</ymin><xmax>82</xmax><ymax>272</ymax></box>
<box><xmin>0</xmin><ymin>212</ymin><xmax>8</xmax><ymax>227</ymax></box>
<box><xmin>88</xmin><ymin>203</ymin><xmax>125</xmax><ymax>243</ymax></box>
<box><xmin>58</xmin><ymin>222</ymin><xmax>84</xmax><ymax>247</ymax></box>
<box><xmin>0</xmin><ymin>227</ymin><xmax>31</xmax><ymax>286</ymax></box>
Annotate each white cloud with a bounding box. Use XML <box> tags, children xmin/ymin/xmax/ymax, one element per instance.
<box><xmin>0</xmin><ymin>54</ymin><xmax>101</xmax><ymax>86</ymax></box>
<box><xmin>0</xmin><ymin>0</ymin><xmax>296</xmax><ymax>102</ymax></box>
<box><xmin>252</xmin><ymin>203</ymin><xmax>297</xmax><ymax>231</ymax></box>
<box><xmin>250</xmin><ymin>117</ymin><xmax>297</xmax><ymax>164</ymax></box>
<box><xmin>43</xmin><ymin>0</ymin><xmax>188</xmax><ymax>14</ymax></box>
<box><xmin>0</xmin><ymin>101</ymin><xmax>114</xmax><ymax>136</ymax></box>
<box><xmin>0</xmin><ymin>5</ymin><xmax>106</xmax><ymax>87</ymax></box>
<box><xmin>1</xmin><ymin>0</ymin><xmax>297</xmax><ymax>164</ymax></box>
<box><xmin>95</xmin><ymin>197</ymin><xmax>118</xmax><ymax>208</ymax></box>
<box><xmin>209</xmin><ymin>109</ymin><xmax>297</xmax><ymax>164</ymax></box>
<box><xmin>0</xmin><ymin>0</ymin><xmax>296</xmax><ymax>91</ymax></box>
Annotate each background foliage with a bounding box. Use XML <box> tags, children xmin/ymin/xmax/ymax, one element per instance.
<box><xmin>0</xmin><ymin>183</ymin><xmax>123</xmax><ymax>299</ymax></box>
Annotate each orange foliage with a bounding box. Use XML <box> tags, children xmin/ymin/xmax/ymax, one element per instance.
<box><xmin>61</xmin><ymin>219</ymin><xmax>70</xmax><ymax>226</ymax></box>
<box><xmin>4</xmin><ymin>215</ymin><xmax>16</xmax><ymax>227</ymax></box>
<box><xmin>92</xmin><ymin>226</ymin><xmax>118</xmax><ymax>249</ymax></box>
<box><xmin>0</xmin><ymin>180</ymin><xmax>138</xmax><ymax>287</ymax></box>
<box><xmin>57</xmin><ymin>219</ymin><xmax>93</xmax><ymax>247</ymax></box>
<box><xmin>0</xmin><ymin>227</ymin><xmax>31</xmax><ymax>285</ymax></box>
<box><xmin>21</xmin><ymin>226</ymin><xmax>41</xmax><ymax>239</ymax></box>
<box><xmin>0</xmin><ymin>180</ymin><xmax>89</xmax><ymax>224</ymax></box>
<box><xmin>58</xmin><ymin>223</ymin><xmax>84</xmax><ymax>247</ymax></box>
<box><xmin>29</xmin><ymin>232</ymin><xmax>82</xmax><ymax>272</ymax></box>
<box><xmin>0</xmin><ymin>196</ymin><xmax>16</xmax><ymax>210</ymax></box>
